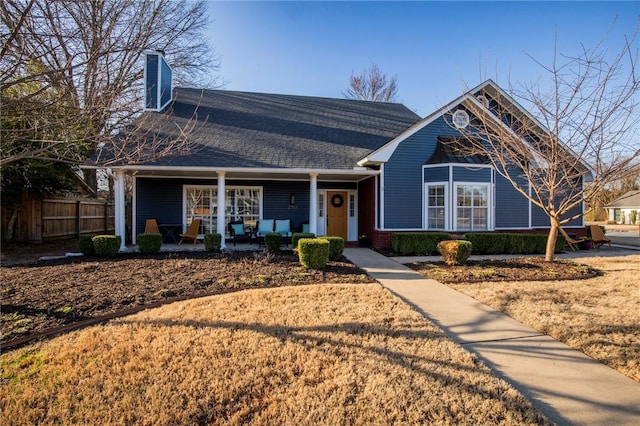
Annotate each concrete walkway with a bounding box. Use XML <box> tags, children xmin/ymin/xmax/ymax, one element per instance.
<box><xmin>344</xmin><ymin>248</ymin><xmax>640</xmax><ymax>426</ymax></box>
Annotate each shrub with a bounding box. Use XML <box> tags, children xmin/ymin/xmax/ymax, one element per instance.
<box><xmin>292</xmin><ymin>232</ymin><xmax>316</xmax><ymax>250</ymax></box>
<box><xmin>464</xmin><ymin>233</ymin><xmax>508</xmax><ymax>255</ymax></box>
<box><xmin>78</xmin><ymin>235</ymin><xmax>96</xmax><ymax>255</ymax></box>
<box><xmin>204</xmin><ymin>233</ymin><xmax>222</xmax><ymax>252</ymax></box>
<box><xmin>322</xmin><ymin>236</ymin><xmax>344</xmax><ymax>261</ymax></box>
<box><xmin>298</xmin><ymin>238</ymin><xmax>329</xmax><ymax>270</ymax></box>
<box><xmin>391</xmin><ymin>232</ymin><xmax>450</xmax><ymax>255</ymax></box>
<box><xmin>92</xmin><ymin>235</ymin><xmax>121</xmax><ymax>257</ymax></box>
<box><xmin>631</xmin><ymin>210</ymin><xmax>638</xmax><ymax>225</ymax></box>
<box><xmin>137</xmin><ymin>233</ymin><xmax>162</xmax><ymax>254</ymax></box>
<box><xmin>265</xmin><ymin>232</ymin><xmax>282</xmax><ymax>253</ymax></box>
<box><xmin>464</xmin><ymin>233</ymin><xmax>565</xmax><ymax>255</ymax></box>
<box><xmin>437</xmin><ymin>240</ymin><xmax>473</xmax><ymax>266</ymax></box>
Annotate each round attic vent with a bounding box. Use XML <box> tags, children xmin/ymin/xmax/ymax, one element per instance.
<box><xmin>452</xmin><ymin>109</ymin><xmax>470</xmax><ymax>129</ymax></box>
<box><xmin>476</xmin><ymin>95</ymin><xmax>490</xmax><ymax>108</ymax></box>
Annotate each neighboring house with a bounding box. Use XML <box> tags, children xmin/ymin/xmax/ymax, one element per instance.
<box><xmin>104</xmin><ymin>51</ymin><xmax>586</xmax><ymax>250</ymax></box>
<box><xmin>605</xmin><ymin>191</ymin><xmax>640</xmax><ymax>224</ymax></box>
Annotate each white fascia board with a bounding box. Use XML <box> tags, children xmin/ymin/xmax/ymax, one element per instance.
<box><xmin>108</xmin><ymin>165</ymin><xmax>380</xmax><ymax>176</ymax></box>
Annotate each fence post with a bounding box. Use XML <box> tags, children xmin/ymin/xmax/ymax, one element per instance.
<box><xmin>76</xmin><ymin>201</ymin><xmax>82</xmax><ymax>238</ymax></box>
<box><xmin>104</xmin><ymin>202</ymin><xmax>109</xmax><ymax>233</ymax></box>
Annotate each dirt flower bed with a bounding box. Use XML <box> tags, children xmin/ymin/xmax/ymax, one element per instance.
<box><xmin>407</xmin><ymin>257</ymin><xmax>598</xmax><ymax>283</ymax></box>
<box><xmin>0</xmin><ymin>251</ymin><xmax>373</xmax><ymax>344</ymax></box>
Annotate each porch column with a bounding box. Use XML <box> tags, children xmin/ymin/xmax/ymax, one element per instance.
<box><xmin>217</xmin><ymin>172</ymin><xmax>226</xmax><ymax>249</ymax></box>
<box><xmin>113</xmin><ymin>169</ymin><xmax>126</xmax><ymax>252</ymax></box>
<box><xmin>309</xmin><ymin>173</ymin><xmax>318</xmax><ymax>235</ymax></box>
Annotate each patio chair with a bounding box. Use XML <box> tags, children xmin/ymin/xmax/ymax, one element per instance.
<box><xmin>255</xmin><ymin>219</ymin><xmax>275</xmax><ymax>245</ymax></box>
<box><xmin>558</xmin><ymin>227</ymin><xmax>586</xmax><ymax>251</ymax></box>
<box><xmin>275</xmin><ymin>219</ymin><xmax>292</xmax><ymax>244</ymax></box>
<box><xmin>178</xmin><ymin>219</ymin><xmax>201</xmax><ymax>245</ymax></box>
<box><xmin>144</xmin><ymin>218</ymin><xmax>160</xmax><ymax>234</ymax></box>
<box><xmin>589</xmin><ymin>225</ymin><xmax>612</xmax><ymax>249</ymax></box>
<box><xmin>228</xmin><ymin>219</ymin><xmax>253</xmax><ymax>246</ymax></box>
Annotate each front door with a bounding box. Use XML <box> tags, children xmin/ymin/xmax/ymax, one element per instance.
<box><xmin>327</xmin><ymin>191</ymin><xmax>348</xmax><ymax>239</ymax></box>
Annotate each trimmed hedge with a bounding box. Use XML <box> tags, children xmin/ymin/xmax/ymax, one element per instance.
<box><xmin>437</xmin><ymin>240</ymin><xmax>473</xmax><ymax>266</ymax></box>
<box><xmin>298</xmin><ymin>238</ymin><xmax>329</xmax><ymax>270</ymax></box>
<box><xmin>322</xmin><ymin>236</ymin><xmax>344</xmax><ymax>261</ymax></box>
<box><xmin>137</xmin><ymin>233</ymin><xmax>162</xmax><ymax>254</ymax></box>
<box><xmin>78</xmin><ymin>235</ymin><xmax>96</xmax><ymax>255</ymax></box>
<box><xmin>265</xmin><ymin>232</ymin><xmax>282</xmax><ymax>253</ymax></box>
<box><xmin>464</xmin><ymin>232</ymin><xmax>566</xmax><ymax>254</ymax></box>
<box><xmin>204</xmin><ymin>233</ymin><xmax>222</xmax><ymax>252</ymax></box>
<box><xmin>292</xmin><ymin>232</ymin><xmax>316</xmax><ymax>250</ymax></box>
<box><xmin>92</xmin><ymin>235</ymin><xmax>121</xmax><ymax>257</ymax></box>
<box><xmin>391</xmin><ymin>232</ymin><xmax>451</xmax><ymax>255</ymax></box>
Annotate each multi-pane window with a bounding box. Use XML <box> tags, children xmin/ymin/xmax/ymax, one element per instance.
<box><xmin>184</xmin><ymin>186</ymin><xmax>261</xmax><ymax>235</ymax></box>
<box><xmin>318</xmin><ymin>193</ymin><xmax>325</xmax><ymax>217</ymax></box>
<box><xmin>349</xmin><ymin>194</ymin><xmax>355</xmax><ymax>217</ymax></box>
<box><xmin>426</xmin><ymin>185</ymin><xmax>446</xmax><ymax>229</ymax></box>
<box><xmin>456</xmin><ymin>185</ymin><xmax>488</xmax><ymax>230</ymax></box>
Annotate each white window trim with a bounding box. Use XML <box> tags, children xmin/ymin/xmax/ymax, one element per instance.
<box><xmin>183</xmin><ymin>184</ymin><xmax>262</xmax><ymax>236</ymax></box>
<box><xmin>424</xmin><ymin>182</ymin><xmax>449</xmax><ymax>231</ymax></box>
<box><xmin>453</xmin><ymin>182</ymin><xmax>493</xmax><ymax>232</ymax></box>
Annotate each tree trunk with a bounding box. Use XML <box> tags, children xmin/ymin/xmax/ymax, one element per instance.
<box><xmin>5</xmin><ymin>205</ymin><xmax>20</xmax><ymax>242</ymax></box>
<box><xmin>545</xmin><ymin>219</ymin><xmax>560</xmax><ymax>262</ymax></box>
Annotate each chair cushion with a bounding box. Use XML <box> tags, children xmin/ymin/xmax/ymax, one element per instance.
<box><xmin>275</xmin><ymin>219</ymin><xmax>291</xmax><ymax>235</ymax></box>
<box><xmin>231</xmin><ymin>224</ymin><xmax>244</xmax><ymax>236</ymax></box>
<box><xmin>302</xmin><ymin>223</ymin><xmax>310</xmax><ymax>233</ymax></box>
<box><xmin>257</xmin><ymin>219</ymin><xmax>274</xmax><ymax>236</ymax></box>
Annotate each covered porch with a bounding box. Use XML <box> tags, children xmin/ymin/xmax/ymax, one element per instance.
<box><xmin>111</xmin><ymin>166</ymin><xmax>378</xmax><ymax>251</ymax></box>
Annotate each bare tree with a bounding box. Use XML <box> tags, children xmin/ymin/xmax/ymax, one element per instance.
<box><xmin>343</xmin><ymin>63</ymin><xmax>399</xmax><ymax>102</ymax></box>
<box><xmin>0</xmin><ymin>0</ymin><xmax>218</xmax><ymax>167</ymax></box>
<box><xmin>446</xmin><ymin>34</ymin><xmax>640</xmax><ymax>261</ymax></box>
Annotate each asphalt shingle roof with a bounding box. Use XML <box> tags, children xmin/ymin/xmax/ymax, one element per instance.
<box><xmin>129</xmin><ymin>88</ymin><xmax>421</xmax><ymax>169</ymax></box>
<box><xmin>606</xmin><ymin>190</ymin><xmax>640</xmax><ymax>208</ymax></box>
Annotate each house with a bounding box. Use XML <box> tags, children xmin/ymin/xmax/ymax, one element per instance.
<box><xmin>104</xmin><ymin>51</ymin><xmax>585</xmax><ymax>250</ymax></box>
<box><xmin>605</xmin><ymin>191</ymin><xmax>640</xmax><ymax>224</ymax></box>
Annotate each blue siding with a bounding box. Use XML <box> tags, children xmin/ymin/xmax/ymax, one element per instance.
<box><xmin>452</xmin><ymin>166</ymin><xmax>491</xmax><ymax>182</ymax></box>
<box><xmin>424</xmin><ymin>166</ymin><xmax>449</xmax><ymax>183</ymax></box>
<box><xmin>495</xmin><ymin>173</ymin><xmax>530</xmax><ymax>228</ymax></box>
<box><xmin>263</xmin><ymin>181</ymin><xmax>310</xmax><ymax>230</ymax></box>
<box><xmin>136</xmin><ymin>178</ymin><xmax>183</xmax><ymax>234</ymax></box>
<box><xmin>145</xmin><ymin>54</ymin><xmax>158</xmax><ymax>109</ymax></box>
<box><xmin>384</xmin><ymin>116</ymin><xmax>460</xmax><ymax>228</ymax></box>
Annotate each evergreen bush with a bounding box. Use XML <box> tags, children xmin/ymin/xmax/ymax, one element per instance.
<box><xmin>78</xmin><ymin>234</ymin><xmax>96</xmax><ymax>255</ymax></box>
<box><xmin>265</xmin><ymin>232</ymin><xmax>282</xmax><ymax>253</ymax></box>
<box><xmin>322</xmin><ymin>236</ymin><xmax>344</xmax><ymax>261</ymax></box>
<box><xmin>204</xmin><ymin>233</ymin><xmax>222</xmax><ymax>252</ymax></box>
<box><xmin>291</xmin><ymin>232</ymin><xmax>316</xmax><ymax>250</ymax></box>
<box><xmin>137</xmin><ymin>233</ymin><xmax>162</xmax><ymax>254</ymax></box>
<box><xmin>92</xmin><ymin>235</ymin><xmax>121</xmax><ymax>257</ymax></box>
<box><xmin>437</xmin><ymin>240</ymin><xmax>473</xmax><ymax>266</ymax></box>
<box><xmin>298</xmin><ymin>238</ymin><xmax>329</xmax><ymax>270</ymax></box>
<box><xmin>391</xmin><ymin>232</ymin><xmax>450</xmax><ymax>255</ymax></box>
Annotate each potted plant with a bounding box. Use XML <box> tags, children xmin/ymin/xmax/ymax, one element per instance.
<box><xmin>358</xmin><ymin>235</ymin><xmax>370</xmax><ymax>248</ymax></box>
<box><xmin>578</xmin><ymin>238</ymin><xmax>593</xmax><ymax>250</ymax></box>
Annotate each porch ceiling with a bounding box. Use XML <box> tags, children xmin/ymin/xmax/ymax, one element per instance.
<box><xmin>121</xmin><ymin>166</ymin><xmax>379</xmax><ymax>182</ymax></box>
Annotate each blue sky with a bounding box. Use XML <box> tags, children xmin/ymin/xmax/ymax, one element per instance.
<box><xmin>207</xmin><ymin>1</ymin><xmax>639</xmax><ymax>116</ymax></box>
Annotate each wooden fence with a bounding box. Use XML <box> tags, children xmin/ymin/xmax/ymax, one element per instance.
<box><xmin>1</xmin><ymin>194</ymin><xmax>114</xmax><ymax>242</ymax></box>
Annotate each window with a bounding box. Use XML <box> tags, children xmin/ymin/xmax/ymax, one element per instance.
<box><xmin>185</xmin><ymin>186</ymin><xmax>261</xmax><ymax>235</ymax></box>
<box><xmin>426</xmin><ymin>185</ymin><xmax>446</xmax><ymax>229</ymax></box>
<box><xmin>456</xmin><ymin>184</ymin><xmax>488</xmax><ymax>230</ymax></box>
<box><xmin>349</xmin><ymin>194</ymin><xmax>355</xmax><ymax>217</ymax></box>
<box><xmin>318</xmin><ymin>193</ymin><xmax>325</xmax><ymax>217</ymax></box>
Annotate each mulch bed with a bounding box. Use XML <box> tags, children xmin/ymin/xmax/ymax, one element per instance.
<box><xmin>1</xmin><ymin>251</ymin><xmax>374</xmax><ymax>347</ymax></box>
<box><xmin>408</xmin><ymin>257</ymin><xmax>599</xmax><ymax>283</ymax></box>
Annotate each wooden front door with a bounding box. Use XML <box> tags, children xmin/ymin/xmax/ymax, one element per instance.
<box><xmin>327</xmin><ymin>191</ymin><xmax>348</xmax><ymax>239</ymax></box>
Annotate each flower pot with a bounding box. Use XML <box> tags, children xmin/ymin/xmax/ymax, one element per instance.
<box><xmin>579</xmin><ymin>241</ymin><xmax>593</xmax><ymax>250</ymax></box>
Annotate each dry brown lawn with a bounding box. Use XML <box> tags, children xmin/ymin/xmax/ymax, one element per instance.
<box><xmin>448</xmin><ymin>254</ymin><xmax>640</xmax><ymax>382</ymax></box>
<box><xmin>1</xmin><ymin>284</ymin><xmax>549</xmax><ymax>425</ymax></box>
